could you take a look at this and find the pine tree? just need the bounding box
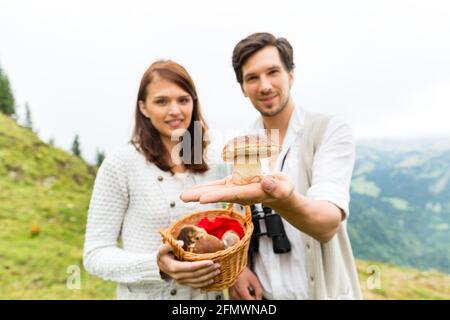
[0,66,16,116]
[95,148,106,166]
[71,134,82,157]
[24,102,33,130]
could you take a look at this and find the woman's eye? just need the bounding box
[155,99,167,105]
[179,97,190,104]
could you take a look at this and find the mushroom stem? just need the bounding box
[231,159,263,185]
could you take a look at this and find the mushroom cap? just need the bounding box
[177,225,208,251]
[222,134,282,162]
[192,234,225,253]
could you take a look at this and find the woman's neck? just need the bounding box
[161,136,186,173]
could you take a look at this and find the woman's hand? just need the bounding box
[157,243,221,289]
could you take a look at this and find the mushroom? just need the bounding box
[177,225,224,253]
[222,134,282,185]
[177,225,207,251]
[221,230,240,249]
[192,235,225,253]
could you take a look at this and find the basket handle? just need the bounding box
[159,227,183,259]
[226,202,252,225]
[244,205,252,224]
[225,202,234,211]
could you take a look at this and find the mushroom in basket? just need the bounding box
[177,225,225,253]
[221,230,240,248]
[176,216,244,253]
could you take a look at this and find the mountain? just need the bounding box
[348,139,450,273]
[0,113,448,299]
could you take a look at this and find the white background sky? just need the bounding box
[1,0,450,163]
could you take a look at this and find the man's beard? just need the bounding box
[257,94,290,117]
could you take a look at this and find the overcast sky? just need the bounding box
[1,0,450,163]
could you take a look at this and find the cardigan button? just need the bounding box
[310,276,315,283]
[215,294,222,300]
[306,243,311,250]
[170,201,176,208]
[170,289,177,295]
[157,176,163,182]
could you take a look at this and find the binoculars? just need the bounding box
[250,204,291,254]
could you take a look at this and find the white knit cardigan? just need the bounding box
[83,143,224,300]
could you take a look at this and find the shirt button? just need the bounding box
[170,289,177,295]
[170,201,176,208]
[215,294,222,300]
[157,176,163,182]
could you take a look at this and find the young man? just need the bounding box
[181,32,362,300]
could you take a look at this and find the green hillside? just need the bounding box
[357,259,449,299]
[0,113,114,299]
[349,141,450,273]
[0,113,449,299]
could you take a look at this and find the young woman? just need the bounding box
[83,60,223,300]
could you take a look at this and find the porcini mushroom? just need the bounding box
[222,134,282,185]
[177,225,225,253]
[221,230,240,249]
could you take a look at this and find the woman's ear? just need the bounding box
[138,100,149,118]
[240,84,248,97]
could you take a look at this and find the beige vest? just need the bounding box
[300,112,362,299]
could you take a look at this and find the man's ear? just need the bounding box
[288,70,294,88]
[138,100,149,118]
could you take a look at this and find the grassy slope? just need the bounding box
[0,114,449,300]
[357,259,450,300]
[0,114,114,299]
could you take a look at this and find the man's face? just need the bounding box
[241,46,294,117]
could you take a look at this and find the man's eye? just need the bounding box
[269,70,279,75]
[246,76,257,82]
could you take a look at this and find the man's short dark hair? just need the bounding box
[232,32,295,85]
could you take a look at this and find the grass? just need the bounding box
[0,114,115,299]
[357,259,450,300]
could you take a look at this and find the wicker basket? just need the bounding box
[159,203,253,291]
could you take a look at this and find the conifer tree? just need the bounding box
[0,66,16,116]
[71,134,82,157]
[95,148,106,166]
[24,102,33,130]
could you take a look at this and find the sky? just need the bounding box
[1,0,450,163]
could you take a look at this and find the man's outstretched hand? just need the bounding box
[180,173,295,208]
[182,172,344,244]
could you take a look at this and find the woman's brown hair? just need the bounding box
[131,60,209,173]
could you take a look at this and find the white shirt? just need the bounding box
[249,105,355,300]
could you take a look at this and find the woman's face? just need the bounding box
[139,76,194,141]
